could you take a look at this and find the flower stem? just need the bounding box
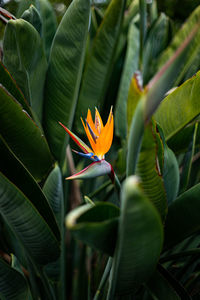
[113,173,121,207]
[93,257,113,300]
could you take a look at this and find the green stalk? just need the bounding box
[114,173,121,195]
[38,267,56,300]
[27,256,56,300]
[88,180,111,198]
[94,257,113,300]
[26,261,41,300]
[113,173,121,207]
[60,180,67,300]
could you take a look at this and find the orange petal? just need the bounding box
[95,107,104,134]
[81,117,97,154]
[86,109,99,136]
[95,108,114,157]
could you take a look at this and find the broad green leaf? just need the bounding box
[21,4,42,35]
[108,176,163,297]
[163,146,179,204]
[115,21,139,139]
[180,123,198,193]
[136,120,168,220]
[148,0,158,25]
[76,0,126,117]
[183,46,200,82]
[127,72,144,132]
[35,0,57,59]
[0,85,53,181]
[164,183,200,251]
[144,18,200,121]
[126,97,145,176]
[0,137,60,242]
[43,164,64,226]
[89,7,99,41]
[123,0,139,29]
[167,123,199,154]
[154,70,200,140]
[157,5,200,86]
[0,258,29,300]
[44,0,91,161]
[143,13,170,84]
[157,124,179,204]
[3,19,47,123]
[43,165,64,282]
[17,0,34,17]
[17,0,57,59]
[66,202,119,256]
[0,62,31,116]
[2,219,28,269]
[0,172,60,265]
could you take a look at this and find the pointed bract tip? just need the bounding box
[65,160,113,181]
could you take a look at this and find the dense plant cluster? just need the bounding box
[0,0,200,299]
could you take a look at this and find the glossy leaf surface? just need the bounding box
[17,0,57,59]
[43,164,64,226]
[162,144,179,204]
[44,0,90,161]
[180,123,198,193]
[21,4,42,35]
[127,72,144,132]
[0,172,60,265]
[127,98,145,176]
[0,85,53,181]
[115,21,139,138]
[0,62,31,116]
[136,121,168,220]
[156,124,180,204]
[76,0,126,116]
[157,5,200,86]
[0,258,29,300]
[3,18,47,122]
[143,13,170,83]
[35,0,57,59]
[154,70,200,140]
[0,137,60,241]
[145,17,200,121]
[108,176,163,297]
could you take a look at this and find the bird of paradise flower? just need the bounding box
[59,107,115,182]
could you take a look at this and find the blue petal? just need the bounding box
[72,150,100,161]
